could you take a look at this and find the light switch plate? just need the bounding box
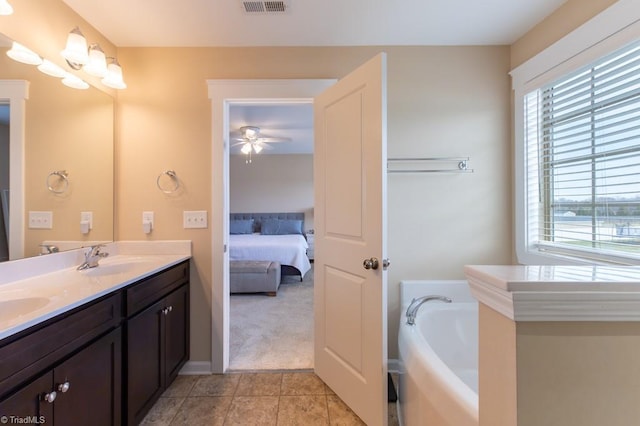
[183,211,207,229]
[142,211,154,227]
[29,211,53,229]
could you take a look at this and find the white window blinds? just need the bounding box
[524,40,640,261]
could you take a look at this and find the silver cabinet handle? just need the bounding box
[42,391,57,403]
[162,306,173,315]
[58,381,70,393]
[363,258,379,270]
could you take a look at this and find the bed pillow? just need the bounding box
[261,218,303,235]
[230,219,254,234]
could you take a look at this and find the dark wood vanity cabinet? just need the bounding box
[0,259,190,426]
[0,294,122,425]
[125,261,190,425]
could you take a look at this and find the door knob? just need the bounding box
[58,381,70,393]
[363,257,379,270]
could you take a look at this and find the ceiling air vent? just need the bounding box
[242,1,288,13]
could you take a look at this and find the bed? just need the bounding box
[229,213,311,279]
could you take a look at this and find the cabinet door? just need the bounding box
[54,328,122,426]
[164,284,189,384]
[127,298,164,426]
[0,373,53,424]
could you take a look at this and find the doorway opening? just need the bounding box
[207,79,336,374]
[227,101,315,370]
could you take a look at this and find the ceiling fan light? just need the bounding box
[241,143,252,154]
[61,27,89,66]
[83,44,108,77]
[253,144,263,154]
[242,126,259,139]
[0,0,13,15]
[6,42,42,65]
[37,59,67,78]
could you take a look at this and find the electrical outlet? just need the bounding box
[29,211,53,229]
[80,211,93,229]
[183,210,207,229]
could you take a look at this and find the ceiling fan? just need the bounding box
[230,126,291,161]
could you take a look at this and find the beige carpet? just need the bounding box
[229,268,314,370]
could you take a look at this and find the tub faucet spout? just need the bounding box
[406,295,452,325]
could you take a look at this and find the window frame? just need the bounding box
[512,0,640,265]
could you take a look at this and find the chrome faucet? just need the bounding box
[77,244,109,270]
[405,295,452,325]
[39,244,59,255]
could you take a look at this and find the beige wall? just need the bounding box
[116,45,512,362]
[229,154,314,230]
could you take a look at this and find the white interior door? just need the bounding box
[313,53,388,426]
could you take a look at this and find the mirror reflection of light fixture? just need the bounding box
[0,0,13,15]
[62,73,89,90]
[37,60,67,78]
[6,42,42,65]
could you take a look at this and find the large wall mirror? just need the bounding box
[0,33,114,262]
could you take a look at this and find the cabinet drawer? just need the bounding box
[0,293,122,399]
[126,261,189,317]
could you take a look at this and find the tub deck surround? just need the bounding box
[0,241,191,340]
[465,264,640,321]
[466,265,640,426]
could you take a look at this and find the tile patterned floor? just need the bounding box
[141,372,400,425]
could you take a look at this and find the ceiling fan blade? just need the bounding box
[257,137,292,143]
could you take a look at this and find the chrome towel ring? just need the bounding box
[46,170,69,194]
[157,170,180,194]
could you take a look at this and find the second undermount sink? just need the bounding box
[0,297,50,322]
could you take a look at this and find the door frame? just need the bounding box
[207,79,335,373]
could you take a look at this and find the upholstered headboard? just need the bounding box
[230,212,304,234]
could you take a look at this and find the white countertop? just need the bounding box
[0,241,191,341]
[464,264,640,321]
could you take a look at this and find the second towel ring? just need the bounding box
[47,170,69,194]
[157,170,180,194]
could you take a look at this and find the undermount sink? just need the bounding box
[79,256,161,276]
[0,297,50,321]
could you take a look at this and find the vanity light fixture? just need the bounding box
[82,44,108,77]
[0,0,13,15]
[61,27,89,67]
[6,42,42,65]
[101,58,127,89]
[61,27,126,89]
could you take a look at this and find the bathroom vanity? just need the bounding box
[0,242,191,426]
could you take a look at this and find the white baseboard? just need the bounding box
[180,359,401,376]
[179,361,212,375]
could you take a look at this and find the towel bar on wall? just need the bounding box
[387,157,473,174]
